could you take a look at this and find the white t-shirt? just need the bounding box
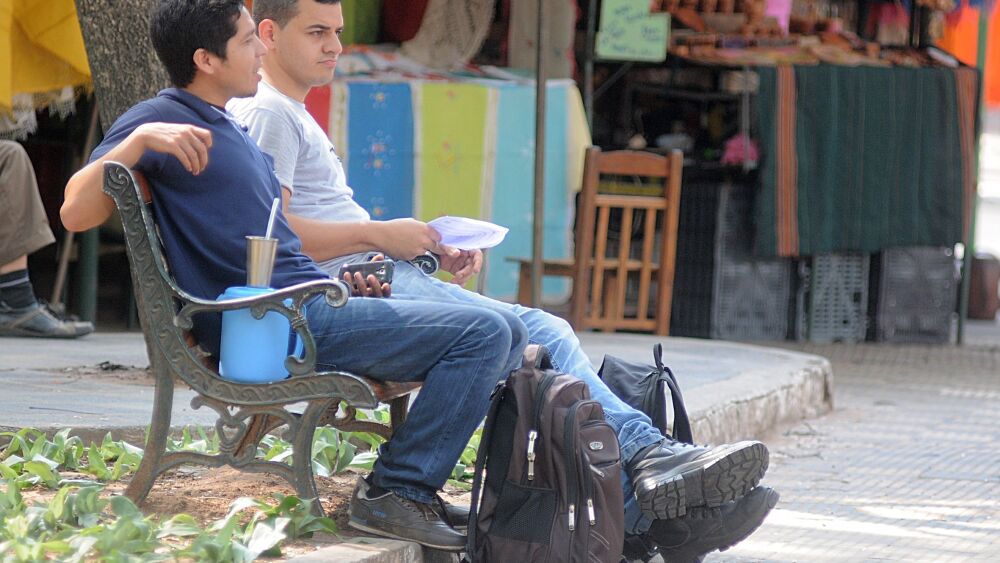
[228,81,369,273]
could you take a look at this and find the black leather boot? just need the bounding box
[649,485,779,562]
[627,439,769,519]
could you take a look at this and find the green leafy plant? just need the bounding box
[448,426,482,490]
[165,425,221,454]
[0,417,487,562]
[0,478,336,563]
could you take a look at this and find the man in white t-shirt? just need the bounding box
[229,1,775,559]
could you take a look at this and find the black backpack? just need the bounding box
[467,347,625,562]
[598,343,694,562]
[597,343,692,443]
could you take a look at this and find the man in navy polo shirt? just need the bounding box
[61,0,526,551]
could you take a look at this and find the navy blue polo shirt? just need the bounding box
[90,88,327,355]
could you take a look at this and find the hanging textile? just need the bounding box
[755,64,977,257]
[381,0,430,43]
[400,0,496,68]
[507,0,578,78]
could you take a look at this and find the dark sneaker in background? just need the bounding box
[627,439,769,519]
[0,302,94,338]
[347,476,467,551]
[436,495,469,531]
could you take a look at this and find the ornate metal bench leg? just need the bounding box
[124,364,174,505]
[293,397,337,516]
[389,395,409,435]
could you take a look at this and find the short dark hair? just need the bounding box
[149,0,246,87]
[253,0,341,27]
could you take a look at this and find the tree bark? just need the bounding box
[74,0,170,130]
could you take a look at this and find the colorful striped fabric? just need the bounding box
[775,65,799,258]
[954,67,980,240]
[485,82,575,300]
[415,82,492,224]
[305,79,589,300]
[346,82,415,220]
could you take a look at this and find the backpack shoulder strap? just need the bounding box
[466,381,505,557]
[653,344,693,444]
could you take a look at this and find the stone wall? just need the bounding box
[75,0,170,130]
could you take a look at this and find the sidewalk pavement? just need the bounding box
[720,327,1000,562]
[0,330,832,561]
[0,331,832,446]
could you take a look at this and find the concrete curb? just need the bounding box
[688,354,834,444]
[287,538,422,562]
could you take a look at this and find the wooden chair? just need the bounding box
[513,147,683,335]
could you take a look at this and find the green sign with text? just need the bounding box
[596,0,670,62]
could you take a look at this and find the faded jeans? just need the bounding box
[306,292,528,504]
[385,261,664,534]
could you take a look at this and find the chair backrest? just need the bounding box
[570,147,683,335]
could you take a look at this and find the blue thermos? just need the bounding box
[218,235,299,384]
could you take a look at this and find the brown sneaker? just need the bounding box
[347,476,466,551]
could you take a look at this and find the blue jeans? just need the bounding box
[305,293,528,504]
[389,261,663,534]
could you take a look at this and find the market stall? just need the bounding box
[584,0,988,342]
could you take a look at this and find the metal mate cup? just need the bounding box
[246,236,278,288]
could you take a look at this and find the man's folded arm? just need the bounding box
[62,119,212,232]
[62,132,152,232]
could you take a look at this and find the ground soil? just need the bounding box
[20,467,473,560]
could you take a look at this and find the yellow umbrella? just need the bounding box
[0,0,91,116]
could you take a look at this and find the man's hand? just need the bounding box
[439,245,483,286]
[134,123,213,175]
[375,219,443,260]
[341,254,391,298]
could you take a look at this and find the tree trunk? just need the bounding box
[74,0,170,130]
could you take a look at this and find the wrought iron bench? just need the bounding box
[102,162,419,515]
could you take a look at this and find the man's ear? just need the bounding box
[192,48,218,76]
[258,19,278,49]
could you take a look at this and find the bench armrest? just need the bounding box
[176,278,350,377]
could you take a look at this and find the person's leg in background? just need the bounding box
[0,141,93,338]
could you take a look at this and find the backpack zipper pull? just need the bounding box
[568,504,576,531]
[526,430,537,480]
[587,498,596,525]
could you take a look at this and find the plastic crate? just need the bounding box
[798,253,870,343]
[710,183,792,340]
[669,172,722,338]
[871,246,957,343]
[669,174,792,340]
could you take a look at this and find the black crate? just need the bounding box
[669,173,792,340]
[669,171,722,338]
[797,253,869,343]
[710,182,792,340]
[871,246,957,343]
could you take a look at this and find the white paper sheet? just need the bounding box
[428,216,509,250]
